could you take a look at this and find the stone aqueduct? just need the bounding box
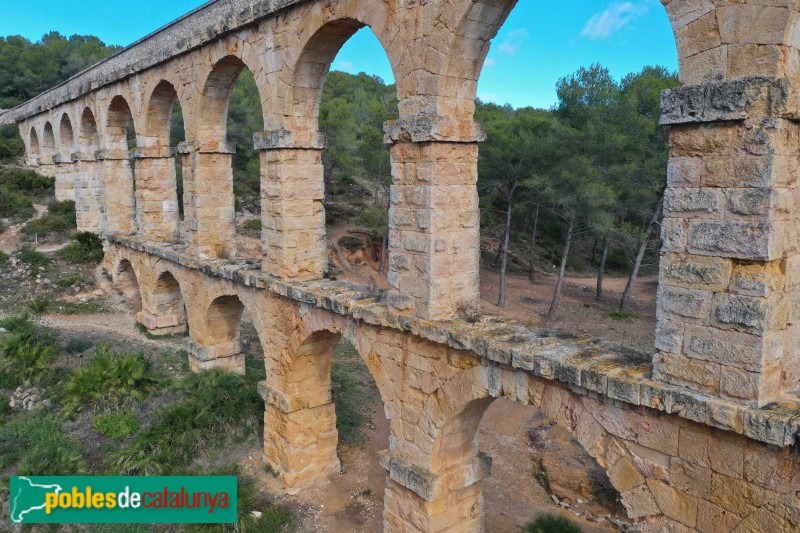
[3,0,800,530]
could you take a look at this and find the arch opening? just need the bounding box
[141,270,187,336]
[263,326,389,514]
[115,259,142,312]
[283,22,398,283]
[59,113,75,156]
[29,127,40,158]
[80,107,100,153]
[42,122,55,157]
[106,95,136,150]
[102,96,138,236]
[187,294,249,374]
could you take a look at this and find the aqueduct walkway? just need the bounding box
[3,0,800,530]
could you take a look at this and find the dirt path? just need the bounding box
[0,204,48,253]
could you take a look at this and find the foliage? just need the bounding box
[0,124,24,159]
[111,369,261,475]
[608,310,638,320]
[0,183,34,219]
[0,32,120,109]
[0,167,54,196]
[331,340,373,446]
[186,467,292,533]
[524,513,582,533]
[15,245,51,266]
[0,315,57,387]
[27,295,53,314]
[0,250,7,264]
[0,411,87,475]
[61,346,156,416]
[243,218,262,232]
[93,411,140,440]
[23,199,76,236]
[60,231,104,263]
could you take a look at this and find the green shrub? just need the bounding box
[0,412,87,475]
[0,167,54,195]
[94,411,140,440]
[60,231,104,263]
[524,513,582,533]
[0,394,12,420]
[0,184,34,219]
[112,370,261,475]
[0,316,57,387]
[186,468,292,533]
[55,271,86,288]
[65,337,94,355]
[16,246,51,267]
[0,125,24,159]
[27,295,53,314]
[0,250,8,264]
[23,200,77,237]
[331,340,372,446]
[62,346,156,416]
[243,218,262,231]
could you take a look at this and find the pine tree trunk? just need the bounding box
[596,233,610,301]
[548,215,575,317]
[379,232,388,273]
[620,190,665,312]
[528,203,540,283]
[498,196,515,307]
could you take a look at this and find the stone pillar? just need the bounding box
[384,116,483,320]
[73,153,103,234]
[255,129,326,280]
[381,451,491,532]
[133,145,179,243]
[184,337,245,374]
[258,381,340,492]
[178,140,236,259]
[97,149,136,236]
[655,78,800,407]
[53,154,77,202]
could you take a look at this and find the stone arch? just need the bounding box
[28,127,40,157]
[285,18,398,132]
[114,258,142,312]
[105,95,136,149]
[140,267,187,336]
[198,55,264,144]
[204,294,244,344]
[80,107,100,153]
[144,80,183,146]
[416,364,671,530]
[59,113,75,155]
[262,308,393,492]
[185,293,248,374]
[42,121,55,156]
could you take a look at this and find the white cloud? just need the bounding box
[478,92,501,103]
[484,58,496,67]
[335,59,355,71]
[497,29,529,55]
[581,2,649,40]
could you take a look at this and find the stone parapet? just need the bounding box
[107,236,800,448]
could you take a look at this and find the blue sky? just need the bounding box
[1,0,678,109]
